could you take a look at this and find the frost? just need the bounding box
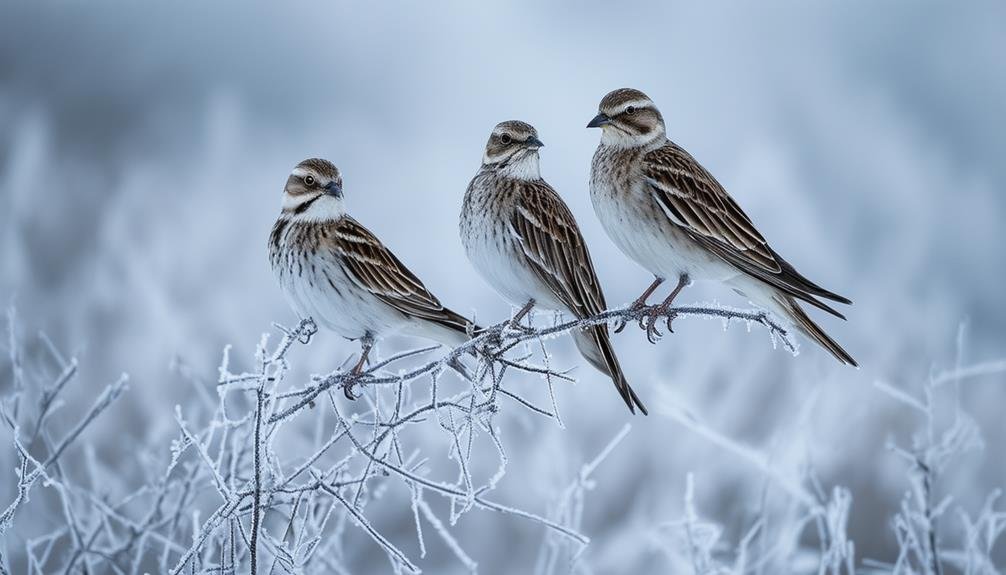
[3,306,1004,573]
[649,326,1006,575]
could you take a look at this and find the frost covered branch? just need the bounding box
[654,392,854,574]
[261,301,797,425]
[6,301,1001,574]
[869,328,998,575]
[650,324,1006,575]
[12,298,751,572]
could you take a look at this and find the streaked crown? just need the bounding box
[589,88,665,147]
[280,158,346,219]
[482,120,545,167]
[286,158,342,197]
[598,88,653,114]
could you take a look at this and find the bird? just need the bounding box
[587,88,857,366]
[269,158,479,398]
[460,121,648,414]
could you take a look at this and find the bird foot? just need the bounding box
[614,301,648,334]
[342,356,369,400]
[639,305,677,344]
[342,374,362,400]
[642,313,662,343]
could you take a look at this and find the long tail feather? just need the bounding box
[572,325,649,415]
[769,247,853,306]
[777,295,858,367]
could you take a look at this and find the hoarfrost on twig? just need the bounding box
[9,300,783,572]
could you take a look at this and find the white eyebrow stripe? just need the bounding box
[607,99,647,114]
[619,99,652,112]
[291,167,310,178]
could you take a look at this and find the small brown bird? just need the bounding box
[460,121,648,414]
[588,88,856,366]
[269,158,478,397]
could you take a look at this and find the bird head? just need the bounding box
[587,88,665,148]
[282,158,345,219]
[481,120,545,180]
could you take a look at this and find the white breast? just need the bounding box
[590,152,736,283]
[272,224,406,341]
[460,182,567,312]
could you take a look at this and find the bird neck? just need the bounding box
[493,151,541,181]
[600,126,666,151]
[281,193,347,222]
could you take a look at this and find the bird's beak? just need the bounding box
[526,136,545,149]
[325,181,343,198]
[587,113,611,128]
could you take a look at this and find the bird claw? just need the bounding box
[631,305,676,344]
[665,312,678,334]
[614,301,648,334]
[643,314,663,344]
[636,315,649,332]
[342,359,368,400]
[614,309,639,334]
[342,376,360,400]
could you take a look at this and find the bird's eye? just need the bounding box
[500,134,512,145]
[625,106,637,115]
[304,175,316,186]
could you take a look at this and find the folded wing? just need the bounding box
[331,217,474,335]
[508,182,647,414]
[642,142,851,317]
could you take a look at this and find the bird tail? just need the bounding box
[571,324,648,415]
[768,246,853,306]
[774,294,858,367]
[400,309,483,381]
[402,308,482,359]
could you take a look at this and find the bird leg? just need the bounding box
[508,299,535,332]
[614,277,665,333]
[482,299,536,360]
[344,334,375,400]
[641,274,690,344]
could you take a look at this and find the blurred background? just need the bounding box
[2,1,1004,572]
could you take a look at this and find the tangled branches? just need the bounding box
[0,302,793,573]
[265,302,796,426]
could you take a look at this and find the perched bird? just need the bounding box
[460,121,648,414]
[270,158,478,397]
[588,88,856,366]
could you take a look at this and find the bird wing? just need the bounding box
[508,181,647,414]
[642,141,781,272]
[642,142,850,314]
[507,180,607,319]
[331,217,472,331]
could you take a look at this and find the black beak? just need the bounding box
[587,113,611,128]
[325,180,343,198]
[526,136,545,149]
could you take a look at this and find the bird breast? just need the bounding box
[460,176,564,310]
[590,147,733,282]
[269,218,405,340]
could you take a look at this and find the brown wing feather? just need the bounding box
[332,217,473,333]
[643,142,852,312]
[509,182,606,319]
[508,182,648,415]
[643,142,779,272]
